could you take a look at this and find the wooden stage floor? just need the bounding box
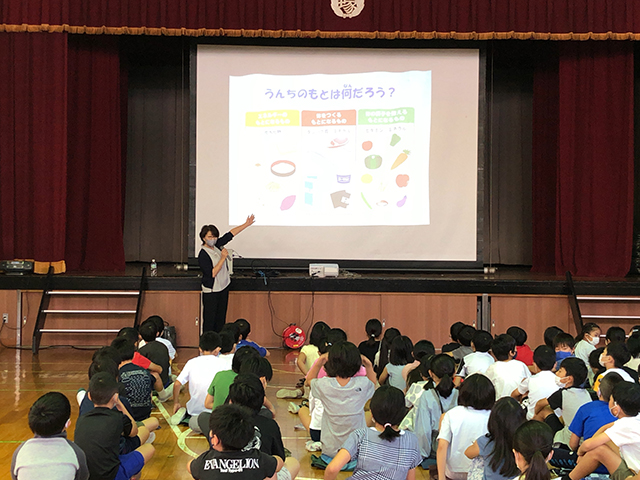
[0,346,431,480]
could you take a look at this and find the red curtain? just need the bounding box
[3,0,640,39]
[65,36,125,271]
[0,32,126,271]
[532,42,634,277]
[0,32,68,263]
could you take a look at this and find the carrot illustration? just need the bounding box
[391,150,410,170]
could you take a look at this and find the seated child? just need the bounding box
[375,328,400,377]
[402,339,436,384]
[592,341,636,392]
[188,404,282,480]
[234,318,269,357]
[172,331,224,431]
[553,332,576,366]
[512,421,554,480]
[199,374,300,480]
[544,326,565,348]
[358,318,382,365]
[605,326,627,345]
[75,373,154,480]
[574,323,601,377]
[138,321,172,397]
[442,322,466,354]
[451,325,476,362]
[484,334,531,399]
[548,372,622,473]
[513,345,559,420]
[142,315,176,362]
[565,382,640,480]
[238,355,277,419]
[465,397,526,480]
[625,333,640,371]
[12,392,88,480]
[532,357,590,444]
[117,327,163,377]
[378,335,414,390]
[204,346,260,410]
[309,341,376,465]
[507,326,534,366]
[455,330,494,386]
[325,385,421,480]
[112,337,155,422]
[413,354,459,464]
[437,374,495,480]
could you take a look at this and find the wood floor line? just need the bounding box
[152,396,200,459]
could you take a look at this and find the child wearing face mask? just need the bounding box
[573,323,601,384]
[563,382,640,480]
[592,342,636,393]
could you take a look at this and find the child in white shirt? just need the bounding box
[455,330,495,386]
[484,334,531,400]
[513,345,559,420]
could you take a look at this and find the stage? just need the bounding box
[1,265,639,351]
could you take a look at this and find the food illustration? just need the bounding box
[390,134,401,146]
[391,150,410,170]
[361,174,373,184]
[328,137,349,148]
[361,192,372,209]
[397,196,407,207]
[396,175,409,187]
[280,195,296,210]
[362,141,373,151]
[330,190,351,208]
[364,154,382,169]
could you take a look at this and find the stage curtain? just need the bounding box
[65,35,126,271]
[0,32,68,264]
[532,42,634,277]
[3,0,640,40]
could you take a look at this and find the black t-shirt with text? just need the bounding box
[119,362,153,421]
[74,406,132,480]
[190,448,277,480]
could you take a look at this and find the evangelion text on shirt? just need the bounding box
[203,458,260,472]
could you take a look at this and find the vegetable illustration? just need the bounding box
[361,192,372,209]
[280,195,296,210]
[365,154,382,169]
[397,195,407,207]
[390,134,401,146]
[391,150,410,170]
[362,141,373,151]
[396,174,409,187]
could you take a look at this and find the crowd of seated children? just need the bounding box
[484,333,531,399]
[378,335,414,390]
[465,397,525,480]
[12,392,89,480]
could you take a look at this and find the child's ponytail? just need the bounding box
[513,421,553,480]
[369,385,406,442]
[524,451,550,480]
[429,354,456,398]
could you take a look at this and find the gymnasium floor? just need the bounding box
[0,346,431,480]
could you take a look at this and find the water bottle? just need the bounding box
[150,259,158,277]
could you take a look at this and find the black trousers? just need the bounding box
[202,286,229,333]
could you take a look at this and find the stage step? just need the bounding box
[577,296,640,302]
[583,315,640,320]
[32,267,147,354]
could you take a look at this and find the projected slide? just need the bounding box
[229,71,431,226]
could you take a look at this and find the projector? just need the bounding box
[309,263,339,278]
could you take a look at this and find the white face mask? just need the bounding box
[588,335,600,346]
[205,239,217,248]
[598,353,606,366]
[554,375,566,388]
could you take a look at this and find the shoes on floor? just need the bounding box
[170,407,187,426]
[145,432,156,444]
[305,440,322,452]
[293,423,306,431]
[158,383,173,402]
[288,402,301,414]
[76,389,86,406]
[276,388,303,399]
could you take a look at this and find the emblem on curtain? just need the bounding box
[331,0,365,18]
